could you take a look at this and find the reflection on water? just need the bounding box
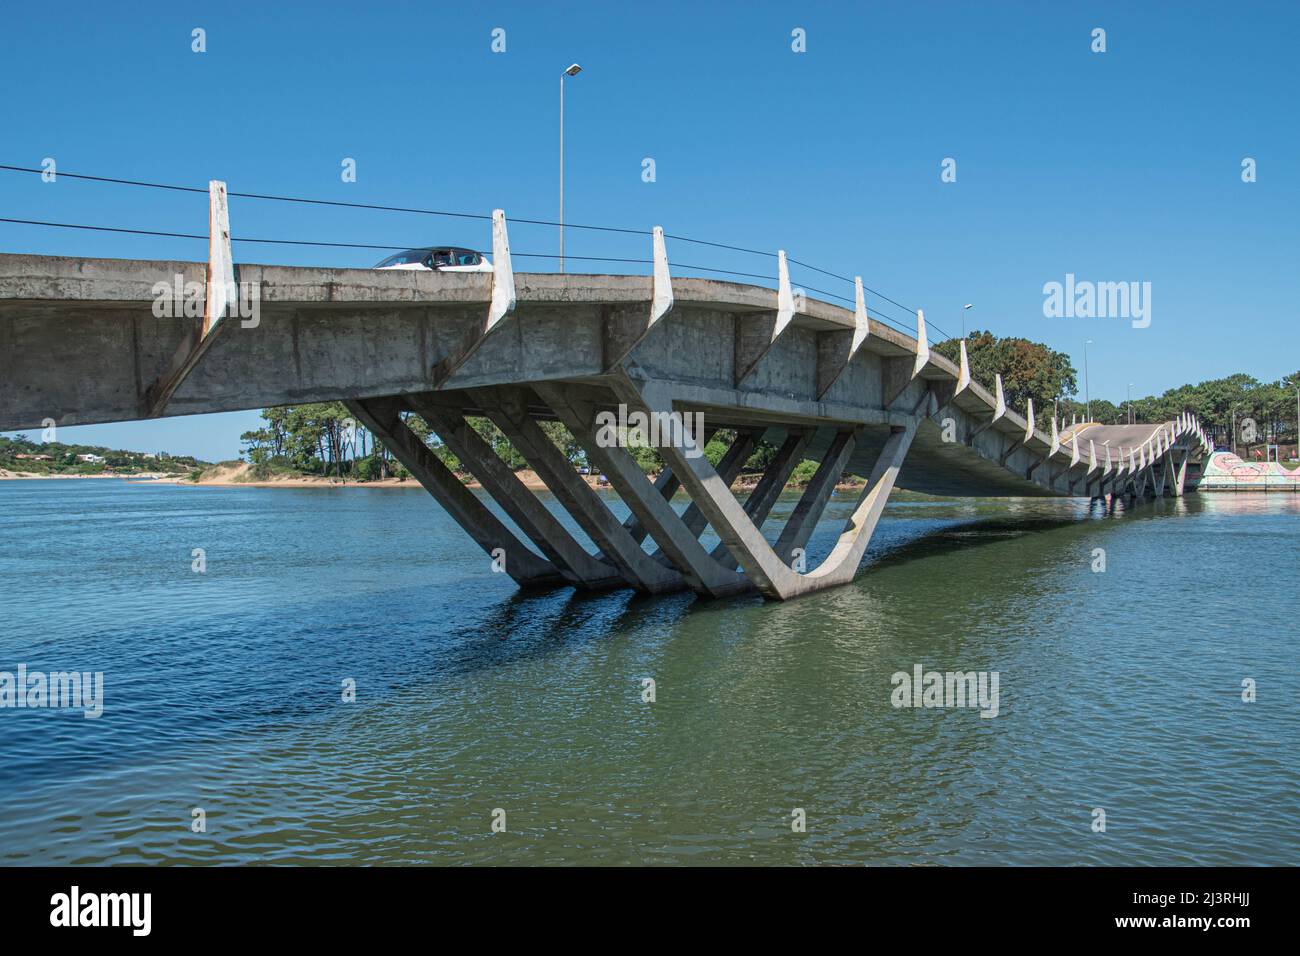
[0,480,1295,865]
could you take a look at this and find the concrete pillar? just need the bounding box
[473,387,686,594]
[1174,449,1191,497]
[533,381,751,598]
[712,431,810,570]
[344,396,563,589]
[409,396,623,590]
[650,429,758,565]
[772,430,856,567]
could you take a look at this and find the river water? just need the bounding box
[0,479,1295,865]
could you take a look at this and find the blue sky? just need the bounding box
[2,1,1296,460]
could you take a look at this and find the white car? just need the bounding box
[373,246,492,273]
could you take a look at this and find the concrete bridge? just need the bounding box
[0,201,1212,600]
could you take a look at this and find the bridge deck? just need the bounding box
[0,252,1210,599]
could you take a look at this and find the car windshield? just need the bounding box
[374,249,429,268]
[373,248,483,268]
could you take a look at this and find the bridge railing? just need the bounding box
[0,161,940,341]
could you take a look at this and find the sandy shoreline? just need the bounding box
[1,470,179,481]
[2,462,864,493]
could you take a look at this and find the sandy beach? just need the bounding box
[2,462,864,493]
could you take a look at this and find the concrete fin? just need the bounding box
[734,250,798,386]
[1024,398,1035,443]
[993,374,1006,421]
[774,249,796,339]
[956,338,971,394]
[651,226,673,326]
[143,181,236,418]
[204,180,235,338]
[850,276,870,356]
[487,209,515,333]
[912,309,930,378]
[1049,416,1060,456]
[1088,439,1097,473]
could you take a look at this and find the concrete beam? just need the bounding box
[772,430,856,567]
[630,375,917,600]
[534,381,751,598]
[344,396,563,588]
[650,429,758,565]
[409,396,623,590]
[711,431,811,570]
[473,387,686,594]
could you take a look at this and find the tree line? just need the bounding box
[934,331,1298,452]
[238,337,1298,481]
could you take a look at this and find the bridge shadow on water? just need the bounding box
[856,514,1084,574]
[428,507,1119,680]
[349,493,1213,697]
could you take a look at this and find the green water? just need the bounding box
[0,480,1295,864]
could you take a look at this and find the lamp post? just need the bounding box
[1084,339,1092,422]
[961,303,972,339]
[558,63,582,274]
[1127,383,1134,425]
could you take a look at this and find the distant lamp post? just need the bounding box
[558,62,583,274]
[1127,382,1134,425]
[961,303,973,338]
[1084,338,1093,422]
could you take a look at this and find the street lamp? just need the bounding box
[558,62,583,274]
[961,303,973,339]
[1127,383,1134,425]
[1083,339,1092,422]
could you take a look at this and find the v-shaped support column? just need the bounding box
[616,372,917,600]
[772,429,855,567]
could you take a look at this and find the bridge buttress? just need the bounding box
[1174,449,1191,497]
[733,250,795,387]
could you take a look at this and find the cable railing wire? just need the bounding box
[0,161,950,338]
[0,164,641,235]
[0,215,929,337]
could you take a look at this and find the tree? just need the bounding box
[933,331,1078,412]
